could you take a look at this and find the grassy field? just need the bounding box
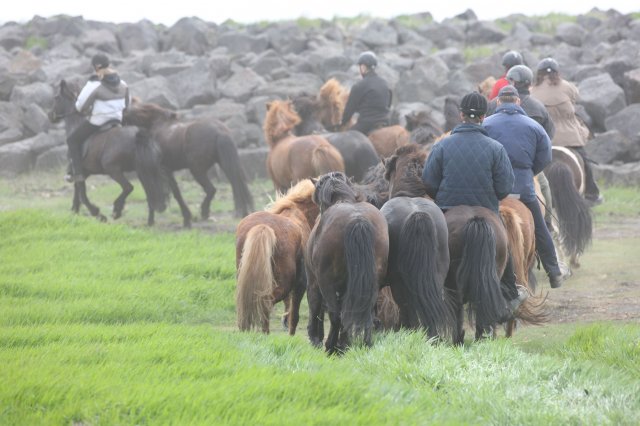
[1,173,639,424]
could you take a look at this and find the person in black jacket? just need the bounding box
[341,51,391,135]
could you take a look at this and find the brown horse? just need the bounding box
[235,179,319,334]
[306,172,389,354]
[368,125,411,159]
[478,76,497,99]
[381,144,454,338]
[405,110,444,148]
[124,102,253,227]
[263,99,345,193]
[544,146,593,270]
[499,197,547,337]
[49,80,168,225]
[291,94,381,183]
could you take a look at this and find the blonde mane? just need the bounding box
[318,78,348,129]
[263,100,301,147]
[268,179,315,214]
[477,76,496,98]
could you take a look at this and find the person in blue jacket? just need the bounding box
[483,85,564,288]
[423,91,526,313]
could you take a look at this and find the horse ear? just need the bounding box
[310,177,317,185]
[384,155,398,181]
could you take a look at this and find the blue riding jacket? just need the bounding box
[422,123,514,214]
[483,103,552,202]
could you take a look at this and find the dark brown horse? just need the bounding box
[235,179,319,334]
[291,94,381,183]
[544,146,593,270]
[49,80,168,225]
[306,172,389,354]
[263,100,345,193]
[124,102,254,227]
[381,144,454,338]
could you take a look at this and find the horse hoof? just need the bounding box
[113,212,122,220]
[98,214,107,223]
[281,315,289,330]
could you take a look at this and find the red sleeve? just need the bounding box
[489,77,508,100]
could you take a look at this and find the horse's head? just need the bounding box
[405,110,443,147]
[318,78,348,130]
[263,99,301,147]
[384,144,428,198]
[312,171,358,211]
[124,102,177,129]
[48,80,78,123]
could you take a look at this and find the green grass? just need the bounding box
[1,205,640,424]
[463,45,495,63]
[1,175,640,423]
[530,12,577,34]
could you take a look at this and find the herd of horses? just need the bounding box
[49,76,595,353]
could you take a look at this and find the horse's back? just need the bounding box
[368,125,410,158]
[445,205,505,257]
[325,131,380,182]
[85,125,139,171]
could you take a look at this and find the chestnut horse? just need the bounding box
[263,100,344,193]
[316,78,410,159]
[49,80,168,225]
[306,172,389,354]
[544,146,593,270]
[124,102,254,227]
[236,179,319,334]
[381,144,454,338]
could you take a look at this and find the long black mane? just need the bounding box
[313,171,358,212]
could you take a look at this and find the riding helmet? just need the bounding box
[537,57,559,73]
[460,91,488,118]
[357,51,378,68]
[506,64,534,87]
[91,53,110,70]
[501,50,523,68]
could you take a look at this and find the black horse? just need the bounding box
[49,80,168,225]
[124,102,254,227]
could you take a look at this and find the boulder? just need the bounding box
[465,21,507,44]
[128,76,179,110]
[265,24,307,55]
[555,22,587,46]
[0,23,26,51]
[219,68,266,102]
[34,144,67,172]
[0,102,25,145]
[605,104,640,141]
[250,50,287,78]
[163,17,217,55]
[0,140,31,177]
[578,73,626,132]
[593,162,640,187]
[356,21,399,47]
[622,68,640,104]
[23,104,51,135]
[115,20,161,55]
[394,56,449,102]
[167,59,217,108]
[418,23,465,49]
[238,147,269,180]
[9,81,55,110]
[81,29,120,54]
[585,130,632,165]
[255,73,323,99]
[217,32,269,55]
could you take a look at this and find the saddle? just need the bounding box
[81,120,122,158]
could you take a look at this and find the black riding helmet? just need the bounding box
[506,64,534,88]
[91,53,110,70]
[460,91,487,118]
[502,50,523,69]
[537,57,559,73]
[357,51,378,68]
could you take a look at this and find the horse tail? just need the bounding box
[499,206,526,285]
[236,224,277,331]
[134,129,169,213]
[216,131,254,218]
[342,218,378,341]
[456,216,510,328]
[398,211,454,337]
[311,143,344,176]
[545,161,592,257]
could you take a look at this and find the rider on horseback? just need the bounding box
[489,50,524,100]
[422,92,527,315]
[65,53,130,182]
[483,85,565,288]
[340,51,392,135]
[531,57,603,205]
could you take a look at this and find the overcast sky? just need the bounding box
[3,0,638,26]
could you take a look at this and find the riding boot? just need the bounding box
[573,147,603,203]
[66,120,97,182]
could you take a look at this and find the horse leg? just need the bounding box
[76,181,107,222]
[190,168,217,221]
[306,278,325,348]
[71,184,80,213]
[288,266,307,335]
[325,311,342,355]
[108,171,134,220]
[167,172,192,228]
[281,297,291,330]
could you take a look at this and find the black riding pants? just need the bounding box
[572,146,600,197]
[522,197,562,277]
[67,120,98,174]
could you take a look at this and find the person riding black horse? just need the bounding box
[422,91,527,317]
[340,51,392,135]
[65,53,130,182]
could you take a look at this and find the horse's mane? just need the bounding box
[268,179,315,214]
[313,171,358,211]
[318,78,347,128]
[126,102,177,127]
[478,76,496,98]
[291,94,319,121]
[355,163,389,208]
[385,144,429,198]
[263,100,301,147]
